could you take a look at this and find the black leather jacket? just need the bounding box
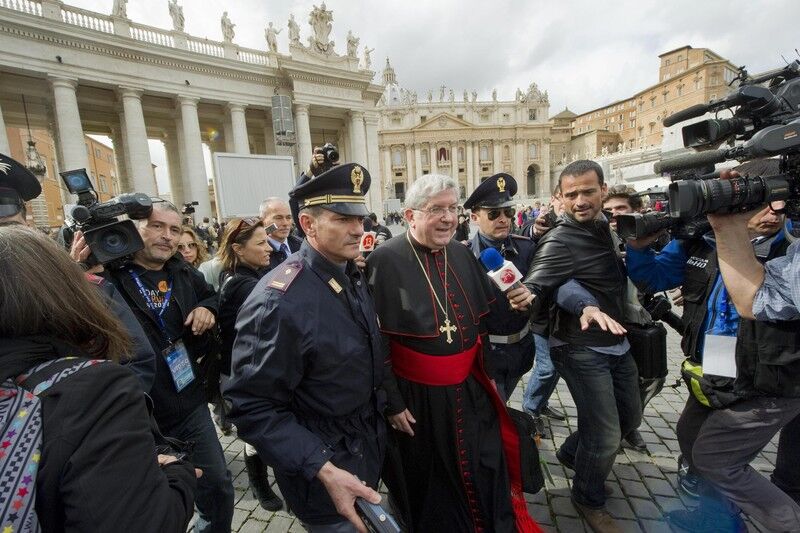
[523,214,627,346]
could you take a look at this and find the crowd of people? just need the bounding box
[1,144,799,533]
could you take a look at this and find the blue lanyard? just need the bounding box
[129,269,173,337]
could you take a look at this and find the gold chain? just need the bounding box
[406,231,449,320]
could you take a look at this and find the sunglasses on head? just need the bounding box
[486,207,516,221]
[229,217,260,242]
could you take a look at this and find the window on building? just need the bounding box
[527,164,537,196]
[665,59,671,66]
[695,77,702,90]
[421,150,429,165]
[94,147,101,158]
[677,85,683,96]
[480,113,489,122]
[678,55,683,62]
[663,92,669,103]
[99,176,108,193]
[458,147,464,162]
[528,108,536,121]
[630,119,636,128]
[650,98,656,108]
[502,113,510,122]
[503,145,510,160]
[420,115,427,123]
[638,101,643,112]
[457,114,464,120]
[107,154,113,163]
[480,145,489,161]
[528,143,537,159]
[649,123,655,134]
[711,75,719,86]
[392,148,403,166]
[437,147,449,162]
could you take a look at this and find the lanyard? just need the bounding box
[129,269,173,337]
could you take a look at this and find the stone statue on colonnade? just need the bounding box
[168,0,184,32]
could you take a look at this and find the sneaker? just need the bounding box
[622,429,648,452]
[666,508,747,533]
[676,455,700,501]
[572,499,622,533]
[533,416,548,439]
[542,405,567,421]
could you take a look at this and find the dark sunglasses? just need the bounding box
[486,207,516,221]
[229,217,261,242]
[177,242,198,251]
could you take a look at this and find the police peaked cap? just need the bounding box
[290,162,371,218]
[0,153,41,217]
[463,172,517,210]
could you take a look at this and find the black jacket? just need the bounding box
[1,337,196,533]
[268,234,303,265]
[218,264,266,374]
[523,214,628,346]
[102,256,219,430]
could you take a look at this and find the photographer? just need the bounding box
[691,170,800,532]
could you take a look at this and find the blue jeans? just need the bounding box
[522,334,560,415]
[550,344,642,509]
[164,405,234,533]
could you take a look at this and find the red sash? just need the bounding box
[390,339,542,533]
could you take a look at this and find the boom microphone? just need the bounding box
[654,149,728,174]
[479,248,523,292]
[662,104,710,127]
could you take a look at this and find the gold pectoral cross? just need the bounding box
[440,318,457,344]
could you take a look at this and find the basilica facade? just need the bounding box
[376,60,569,202]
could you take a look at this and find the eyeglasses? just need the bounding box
[486,208,516,221]
[177,242,198,251]
[228,217,260,243]
[416,205,458,218]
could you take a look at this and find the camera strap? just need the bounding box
[129,269,174,340]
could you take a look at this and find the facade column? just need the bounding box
[465,140,474,193]
[227,103,250,154]
[429,143,438,174]
[294,104,312,166]
[174,116,190,203]
[515,140,527,197]
[363,112,382,213]
[450,141,459,183]
[163,132,185,206]
[119,87,157,196]
[49,76,88,172]
[541,139,551,198]
[413,143,422,182]
[493,141,502,173]
[473,142,481,183]
[405,145,414,188]
[223,119,235,153]
[0,100,9,154]
[177,96,211,219]
[382,147,393,197]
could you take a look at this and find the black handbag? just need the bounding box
[507,407,545,494]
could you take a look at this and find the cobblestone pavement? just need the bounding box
[191,326,782,532]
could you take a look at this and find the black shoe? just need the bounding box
[533,416,548,439]
[542,406,566,421]
[666,508,747,533]
[676,455,700,501]
[622,429,648,452]
[244,453,284,512]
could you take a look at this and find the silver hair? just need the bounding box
[136,199,180,227]
[258,196,287,219]
[404,174,458,210]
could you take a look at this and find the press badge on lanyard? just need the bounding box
[130,269,196,391]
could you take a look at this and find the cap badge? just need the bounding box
[351,166,364,194]
[0,162,10,175]
[497,176,506,193]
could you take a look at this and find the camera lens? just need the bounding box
[99,227,130,255]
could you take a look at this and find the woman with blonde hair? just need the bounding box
[177,226,209,268]
[0,225,197,532]
[215,217,283,511]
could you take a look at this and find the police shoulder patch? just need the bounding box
[268,263,303,292]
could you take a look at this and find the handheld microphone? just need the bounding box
[479,248,524,292]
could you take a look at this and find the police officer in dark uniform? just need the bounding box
[224,162,386,533]
[464,173,537,401]
[0,153,41,225]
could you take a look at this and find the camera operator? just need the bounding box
[688,169,800,532]
[99,200,234,533]
[627,174,791,531]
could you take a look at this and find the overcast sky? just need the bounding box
[74,0,800,193]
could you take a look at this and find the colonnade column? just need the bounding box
[405,145,414,189]
[294,104,312,165]
[119,87,157,196]
[49,76,88,171]
[473,142,481,184]
[382,147,392,198]
[0,100,9,154]
[228,103,250,154]
[363,112,382,214]
[177,96,211,219]
[429,144,438,174]
[413,143,422,183]
[450,142,459,187]
[163,132,185,206]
